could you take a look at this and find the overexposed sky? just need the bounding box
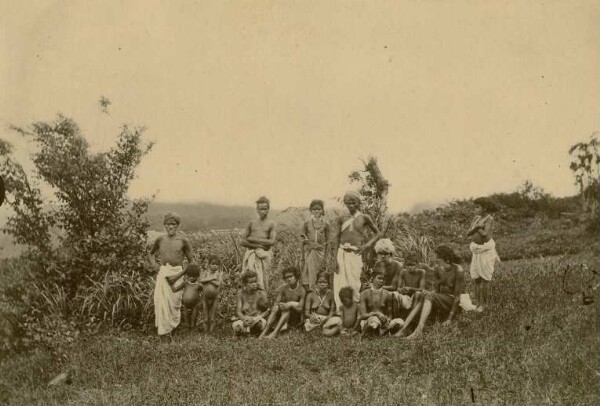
[1,1,598,212]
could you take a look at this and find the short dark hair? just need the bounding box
[241,270,258,284]
[403,251,420,266]
[473,197,500,213]
[435,244,462,265]
[309,199,324,211]
[186,264,200,277]
[339,286,354,301]
[371,267,385,280]
[207,255,221,265]
[256,196,270,208]
[282,266,300,279]
[315,270,329,284]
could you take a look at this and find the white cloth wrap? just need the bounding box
[154,264,184,335]
[242,248,273,291]
[469,239,500,281]
[334,247,363,309]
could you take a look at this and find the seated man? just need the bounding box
[232,271,270,337]
[322,287,362,336]
[372,239,403,317]
[359,268,401,336]
[397,245,466,339]
[393,255,427,319]
[304,271,335,333]
[259,266,306,339]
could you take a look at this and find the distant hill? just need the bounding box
[147,202,281,232]
[406,201,442,214]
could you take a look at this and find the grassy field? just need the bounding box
[1,253,598,405]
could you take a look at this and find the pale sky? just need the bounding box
[1,1,598,212]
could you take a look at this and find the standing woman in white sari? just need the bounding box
[300,200,331,292]
[467,198,500,311]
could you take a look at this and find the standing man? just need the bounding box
[149,212,195,338]
[241,196,277,292]
[333,191,380,309]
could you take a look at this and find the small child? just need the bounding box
[200,255,223,334]
[359,268,395,336]
[166,264,202,330]
[322,287,362,336]
[304,271,335,333]
[232,271,270,336]
[259,266,306,339]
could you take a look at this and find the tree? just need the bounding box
[347,157,435,267]
[569,134,599,213]
[0,115,154,302]
[348,156,390,232]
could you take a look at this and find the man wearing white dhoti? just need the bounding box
[149,212,195,337]
[333,191,380,310]
[241,196,277,292]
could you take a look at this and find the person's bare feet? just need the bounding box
[394,329,406,338]
[406,329,422,340]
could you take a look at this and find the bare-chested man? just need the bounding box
[394,258,427,314]
[149,212,195,337]
[359,269,393,336]
[397,245,466,339]
[467,198,500,311]
[371,239,404,317]
[333,190,380,309]
[241,196,277,292]
[232,271,270,336]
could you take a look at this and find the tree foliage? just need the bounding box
[569,134,599,214]
[0,115,154,304]
[348,157,435,267]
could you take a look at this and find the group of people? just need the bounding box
[150,192,500,340]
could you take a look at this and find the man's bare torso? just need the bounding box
[401,268,425,289]
[156,235,187,266]
[363,289,388,313]
[241,290,268,317]
[338,214,368,247]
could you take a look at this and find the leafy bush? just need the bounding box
[0,114,154,348]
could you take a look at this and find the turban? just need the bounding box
[163,212,181,225]
[343,190,361,203]
[374,238,395,255]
